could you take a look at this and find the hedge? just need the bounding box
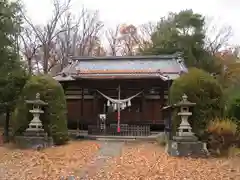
[169,68,224,137]
[11,75,68,145]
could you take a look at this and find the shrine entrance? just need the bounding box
[88,86,151,136]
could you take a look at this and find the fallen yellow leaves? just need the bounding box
[0,141,100,180]
[1,141,240,180]
[91,142,240,180]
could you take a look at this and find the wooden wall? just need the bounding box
[62,79,171,129]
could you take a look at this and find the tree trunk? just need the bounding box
[43,45,49,74]
[4,108,10,143]
[27,57,32,74]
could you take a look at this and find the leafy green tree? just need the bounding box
[0,0,27,142]
[141,10,221,74]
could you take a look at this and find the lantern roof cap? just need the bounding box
[25,93,48,106]
[175,94,196,107]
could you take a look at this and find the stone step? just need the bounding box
[92,135,137,139]
[97,138,136,142]
[76,134,159,142]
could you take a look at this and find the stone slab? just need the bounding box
[167,140,209,158]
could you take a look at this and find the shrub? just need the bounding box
[225,88,240,125]
[169,68,224,137]
[224,87,240,134]
[11,75,68,145]
[206,118,238,156]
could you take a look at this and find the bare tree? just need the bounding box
[105,25,121,56]
[19,27,41,74]
[118,24,140,56]
[139,22,156,40]
[205,17,233,54]
[138,22,157,50]
[74,9,104,56]
[112,23,156,56]
[20,0,72,74]
[55,8,104,65]
[53,12,75,72]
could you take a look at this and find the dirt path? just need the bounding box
[77,141,124,179]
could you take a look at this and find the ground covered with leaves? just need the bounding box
[0,141,100,180]
[91,142,240,180]
[0,141,240,180]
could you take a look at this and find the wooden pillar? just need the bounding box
[93,92,97,119]
[80,88,84,129]
[160,88,164,121]
[141,91,146,122]
[62,83,67,95]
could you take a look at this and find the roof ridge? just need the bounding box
[70,53,182,61]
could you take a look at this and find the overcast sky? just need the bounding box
[23,0,240,45]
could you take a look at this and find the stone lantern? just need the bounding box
[25,93,47,136]
[15,93,53,149]
[174,94,197,141]
[167,94,208,157]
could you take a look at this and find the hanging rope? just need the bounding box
[96,90,143,104]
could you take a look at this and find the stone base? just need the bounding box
[173,135,198,142]
[167,140,209,158]
[23,130,45,137]
[15,136,53,150]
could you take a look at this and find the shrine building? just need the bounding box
[53,52,188,135]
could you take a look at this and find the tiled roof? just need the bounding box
[53,53,187,81]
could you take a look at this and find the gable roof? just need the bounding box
[53,53,187,81]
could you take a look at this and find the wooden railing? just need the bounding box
[88,124,150,136]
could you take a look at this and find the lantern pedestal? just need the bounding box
[167,140,208,157]
[166,94,209,157]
